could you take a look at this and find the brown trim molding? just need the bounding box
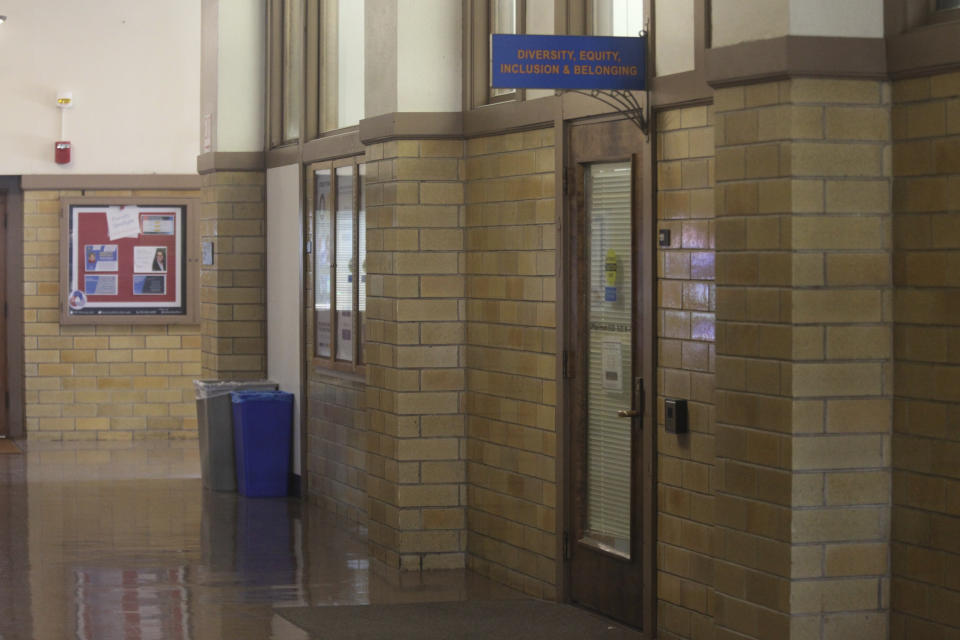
[559,92,624,122]
[197,151,265,174]
[302,130,365,163]
[464,96,559,138]
[706,36,888,88]
[887,19,960,78]
[265,145,300,169]
[359,112,464,144]
[652,71,712,108]
[0,178,24,440]
[650,0,712,108]
[21,174,202,191]
[358,95,647,144]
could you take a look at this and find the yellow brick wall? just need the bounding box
[23,189,201,441]
[891,72,960,639]
[303,182,369,526]
[364,139,468,571]
[714,78,893,640]
[306,374,367,527]
[463,128,558,598]
[655,106,717,640]
[199,172,267,380]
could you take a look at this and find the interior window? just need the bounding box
[311,160,366,372]
[490,0,521,100]
[590,0,644,37]
[315,0,365,134]
[282,0,303,142]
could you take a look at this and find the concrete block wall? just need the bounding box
[363,139,468,571]
[23,189,202,441]
[199,171,267,380]
[713,78,893,640]
[655,105,717,640]
[463,128,559,599]
[890,71,960,639]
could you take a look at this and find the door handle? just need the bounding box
[617,378,645,420]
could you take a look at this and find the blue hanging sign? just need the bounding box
[492,34,647,91]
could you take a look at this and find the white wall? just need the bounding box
[524,0,555,101]
[0,0,200,174]
[712,0,788,47]
[526,0,556,34]
[266,165,304,476]
[655,0,695,76]
[365,0,398,118]
[364,0,463,116]
[397,0,462,113]
[788,0,884,38]
[217,0,265,152]
[338,0,366,127]
[713,0,884,47]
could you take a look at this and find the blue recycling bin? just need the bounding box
[231,390,294,497]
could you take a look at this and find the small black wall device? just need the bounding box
[664,398,688,434]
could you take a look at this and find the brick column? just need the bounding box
[199,171,267,380]
[713,79,892,639]
[889,73,960,640]
[364,139,467,571]
[655,105,718,639]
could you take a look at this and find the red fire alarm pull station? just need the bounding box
[55,141,71,164]
[55,91,73,165]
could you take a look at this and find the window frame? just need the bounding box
[930,0,960,23]
[304,0,341,139]
[467,0,527,108]
[584,0,647,37]
[303,0,365,140]
[306,157,366,376]
[267,0,304,149]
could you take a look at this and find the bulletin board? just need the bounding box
[60,198,198,324]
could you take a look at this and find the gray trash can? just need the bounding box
[195,380,278,491]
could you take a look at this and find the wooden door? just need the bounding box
[564,118,654,630]
[0,189,7,438]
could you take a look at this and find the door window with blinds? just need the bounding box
[312,160,366,373]
[583,162,633,558]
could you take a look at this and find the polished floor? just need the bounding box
[0,440,638,640]
[0,440,525,640]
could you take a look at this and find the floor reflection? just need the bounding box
[0,440,520,640]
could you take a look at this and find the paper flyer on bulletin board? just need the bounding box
[66,204,186,318]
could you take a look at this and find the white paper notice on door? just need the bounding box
[602,341,624,392]
[105,206,141,240]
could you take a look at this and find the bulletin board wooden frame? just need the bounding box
[59,197,199,325]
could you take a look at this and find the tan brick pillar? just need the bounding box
[713,79,892,639]
[364,139,467,570]
[199,171,267,380]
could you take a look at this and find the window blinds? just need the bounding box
[584,162,633,557]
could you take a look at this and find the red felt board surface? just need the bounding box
[73,210,179,305]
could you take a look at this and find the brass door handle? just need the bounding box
[617,409,640,418]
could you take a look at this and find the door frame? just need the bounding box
[558,115,657,633]
[0,177,24,439]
